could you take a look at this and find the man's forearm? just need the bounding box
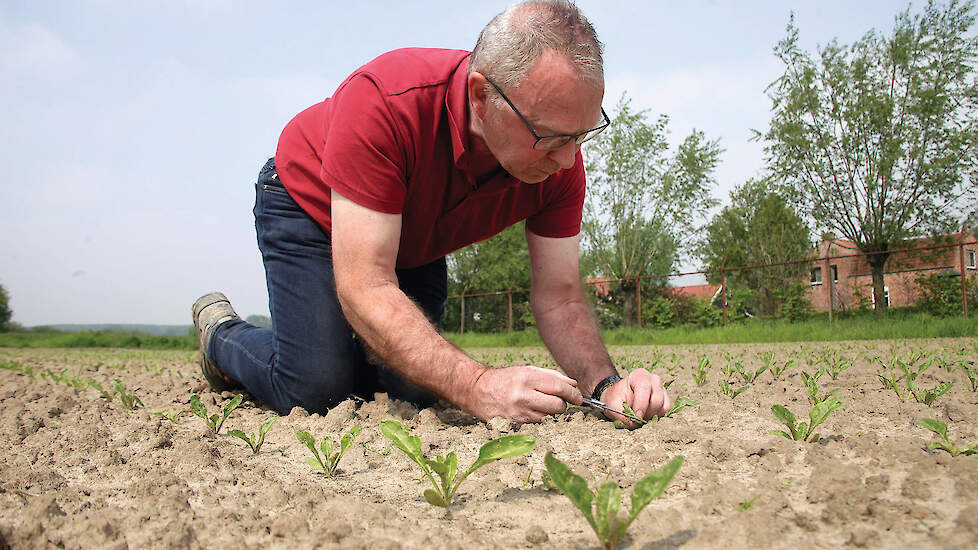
[338,281,484,407]
[533,292,616,397]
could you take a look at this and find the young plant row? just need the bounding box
[1,358,145,410]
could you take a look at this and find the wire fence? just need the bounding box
[444,236,977,333]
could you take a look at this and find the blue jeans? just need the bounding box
[209,158,445,414]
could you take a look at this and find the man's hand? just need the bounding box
[464,366,582,424]
[599,369,671,426]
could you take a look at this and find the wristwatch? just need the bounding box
[591,374,622,401]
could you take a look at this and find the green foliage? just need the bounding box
[770,396,843,442]
[801,369,838,406]
[544,452,683,550]
[228,417,276,454]
[917,418,978,456]
[613,397,698,430]
[112,378,144,410]
[189,393,242,434]
[762,2,978,318]
[915,273,977,317]
[719,380,750,399]
[692,355,710,386]
[380,418,534,507]
[153,408,191,423]
[773,283,813,322]
[0,282,11,332]
[295,425,361,475]
[582,93,720,326]
[699,179,812,316]
[819,350,853,379]
[445,223,532,332]
[907,379,954,406]
[733,361,768,384]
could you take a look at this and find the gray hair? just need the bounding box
[469,0,604,96]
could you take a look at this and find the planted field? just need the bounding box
[1,339,977,549]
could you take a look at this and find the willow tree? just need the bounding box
[583,94,721,326]
[761,0,978,317]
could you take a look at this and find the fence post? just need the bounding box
[721,257,728,327]
[824,246,833,324]
[962,230,969,317]
[636,277,642,328]
[507,290,513,333]
[460,294,465,334]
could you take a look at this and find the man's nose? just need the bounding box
[548,140,580,171]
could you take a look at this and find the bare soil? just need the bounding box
[1,338,977,549]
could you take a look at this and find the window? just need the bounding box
[810,267,822,285]
[830,265,839,283]
[968,249,976,270]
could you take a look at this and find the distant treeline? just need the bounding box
[0,330,197,350]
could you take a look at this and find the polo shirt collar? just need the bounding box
[445,55,474,173]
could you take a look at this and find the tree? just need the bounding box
[700,179,812,316]
[761,0,978,318]
[583,94,721,325]
[446,223,531,331]
[0,282,11,332]
[245,315,273,329]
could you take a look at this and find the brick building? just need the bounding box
[805,232,977,312]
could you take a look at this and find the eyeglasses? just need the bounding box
[484,76,610,151]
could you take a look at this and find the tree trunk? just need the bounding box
[866,252,890,319]
[622,280,637,327]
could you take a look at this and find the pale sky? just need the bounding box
[1,0,911,326]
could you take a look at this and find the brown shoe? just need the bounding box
[192,292,242,392]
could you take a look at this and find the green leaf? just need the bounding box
[259,417,276,436]
[380,419,424,462]
[426,458,449,476]
[305,456,325,471]
[770,430,794,440]
[476,434,536,463]
[917,418,949,442]
[424,489,447,507]
[189,393,207,419]
[665,396,698,417]
[544,452,595,529]
[808,395,843,433]
[340,425,362,455]
[595,481,621,543]
[295,429,321,463]
[227,429,247,440]
[771,404,796,427]
[223,394,244,417]
[628,456,683,523]
[320,437,333,459]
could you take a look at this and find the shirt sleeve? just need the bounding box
[525,151,586,238]
[320,73,407,214]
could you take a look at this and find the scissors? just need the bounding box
[579,397,647,424]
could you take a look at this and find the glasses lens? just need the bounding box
[534,136,573,151]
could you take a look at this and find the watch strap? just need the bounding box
[591,374,622,401]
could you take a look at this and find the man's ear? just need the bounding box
[467,71,489,121]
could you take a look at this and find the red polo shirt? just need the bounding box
[275,48,586,269]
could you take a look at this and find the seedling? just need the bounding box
[380,418,535,508]
[189,393,242,434]
[692,356,709,387]
[735,496,759,511]
[962,364,978,392]
[153,408,191,423]
[917,418,978,456]
[295,425,362,476]
[88,379,116,401]
[769,358,797,380]
[877,367,907,401]
[820,350,853,380]
[907,379,954,406]
[770,396,843,443]
[544,452,683,550]
[719,380,749,399]
[733,361,768,385]
[113,378,144,410]
[613,397,698,429]
[229,417,276,454]
[801,370,837,406]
